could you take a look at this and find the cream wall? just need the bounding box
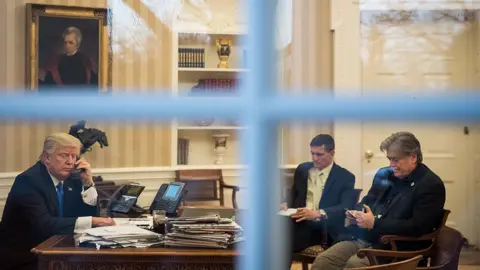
[0,0,172,172]
[0,0,333,173]
[472,10,480,250]
[0,0,334,173]
[281,0,334,164]
[0,0,333,215]
[331,0,362,182]
[331,0,480,248]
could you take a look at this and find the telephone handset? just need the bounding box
[70,167,84,179]
[70,157,86,180]
[107,183,146,214]
[149,182,185,216]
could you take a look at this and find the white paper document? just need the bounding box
[114,217,153,229]
[277,208,297,216]
[84,225,158,237]
[78,225,163,248]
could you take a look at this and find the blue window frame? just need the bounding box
[1,1,480,269]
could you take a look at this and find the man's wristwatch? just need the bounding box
[315,210,328,221]
[320,209,328,219]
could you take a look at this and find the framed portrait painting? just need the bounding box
[26,4,111,92]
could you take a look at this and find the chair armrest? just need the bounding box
[221,183,240,192]
[220,183,240,209]
[380,232,436,243]
[181,189,189,206]
[229,185,239,209]
[357,248,431,266]
[417,266,444,270]
[380,232,436,249]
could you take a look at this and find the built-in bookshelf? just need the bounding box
[170,31,249,168]
[170,30,290,169]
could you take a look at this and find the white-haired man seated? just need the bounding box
[0,133,116,270]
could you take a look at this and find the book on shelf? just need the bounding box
[178,48,205,68]
[177,138,189,165]
[190,79,240,93]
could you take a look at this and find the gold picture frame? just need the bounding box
[26,4,111,92]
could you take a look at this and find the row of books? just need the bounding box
[190,79,240,93]
[178,48,205,68]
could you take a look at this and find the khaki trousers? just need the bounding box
[311,240,371,270]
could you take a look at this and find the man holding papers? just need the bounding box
[280,134,356,254]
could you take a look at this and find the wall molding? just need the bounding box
[0,166,247,218]
[0,166,247,180]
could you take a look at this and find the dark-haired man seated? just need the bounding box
[280,134,356,258]
[311,131,446,270]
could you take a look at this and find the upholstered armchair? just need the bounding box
[356,210,464,270]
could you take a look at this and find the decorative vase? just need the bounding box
[212,133,230,164]
[216,38,232,68]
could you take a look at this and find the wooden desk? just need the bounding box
[32,235,241,270]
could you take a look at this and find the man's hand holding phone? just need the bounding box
[74,157,94,188]
[344,208,360,227]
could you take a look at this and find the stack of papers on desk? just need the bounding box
[77,225,163,249]
[164,215,244,249]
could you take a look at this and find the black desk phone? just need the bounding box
[149,182,185,215]
[107,183,146,214]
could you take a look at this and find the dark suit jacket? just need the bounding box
[0,161,97,269]
[341,163,446,250]
[288,162,356,238]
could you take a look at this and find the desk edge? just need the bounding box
[31,235,66,255]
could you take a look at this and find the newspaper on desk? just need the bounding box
[77,224,163,249]
[164,214,245,249]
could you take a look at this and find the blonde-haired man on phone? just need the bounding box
[0,133,115,270]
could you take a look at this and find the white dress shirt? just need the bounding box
[49,172,98,233]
